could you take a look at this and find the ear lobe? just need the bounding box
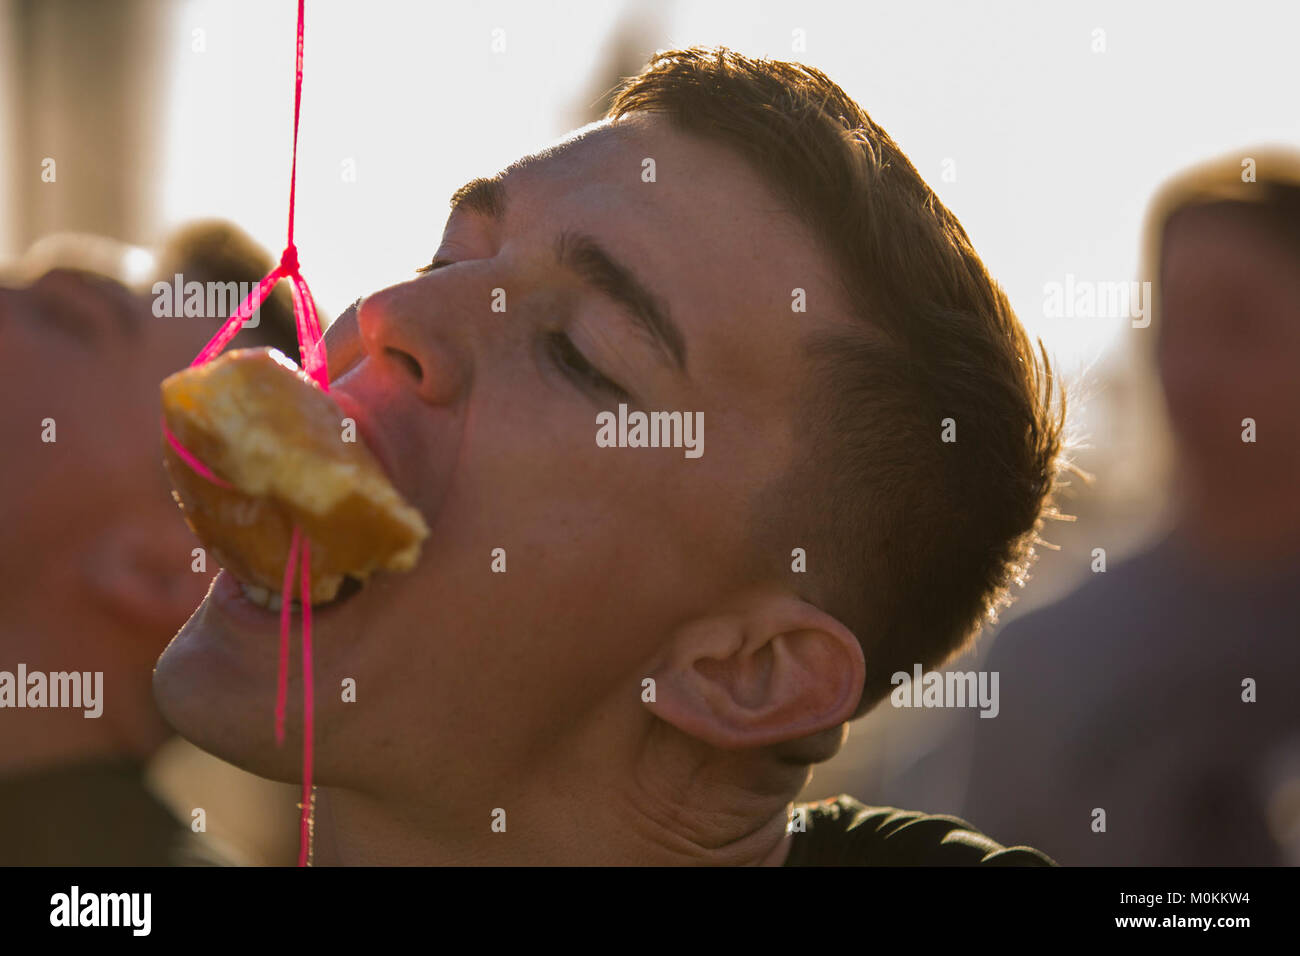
[82,518,209,633]
[647,596,865,751]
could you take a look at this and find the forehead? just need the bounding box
[504,115,815,271]
[1160,205,1300,342]
[1163,203,1300,275]
[489,114,843,381]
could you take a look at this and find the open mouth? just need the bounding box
[237,572,366,612]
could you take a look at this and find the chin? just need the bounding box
[153,599,303,784]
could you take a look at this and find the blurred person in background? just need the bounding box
[0,221,301,864]
[961,150,1300,865]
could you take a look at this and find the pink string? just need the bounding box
[162,0,321,867]
[275,527,302,746]
[289,271,329,390]
[161,418,235,489]
[287,0,304,252]
[191,267,286,368]
[298,537,315,868]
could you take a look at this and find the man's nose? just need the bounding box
[355,276,469,407]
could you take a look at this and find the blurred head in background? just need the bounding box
[1145,151,1300,560]
[0,221,298,772]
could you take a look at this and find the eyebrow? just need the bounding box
[448,177,506,222]
[447,175,688,373]
[38,270,141,342]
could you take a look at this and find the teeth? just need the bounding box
[240,583,272,607]
[237,578,357,611]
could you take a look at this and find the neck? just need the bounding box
[313,712,804,866]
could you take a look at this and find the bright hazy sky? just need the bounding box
[159,0,1300,372]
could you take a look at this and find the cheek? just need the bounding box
[1,330,81,418]
[0,370,122,518]
[384,408,671,646]
[1188,341,1300,419]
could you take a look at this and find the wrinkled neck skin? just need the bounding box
[313,715,804,866]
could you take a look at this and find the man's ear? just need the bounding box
[81,514,209,634]
[646,591,865,750]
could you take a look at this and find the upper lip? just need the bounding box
[330,387,404,495]
[327,364,456,542]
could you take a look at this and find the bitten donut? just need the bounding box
[161,347,429,605]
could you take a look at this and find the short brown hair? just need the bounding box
[608,48,1065,717]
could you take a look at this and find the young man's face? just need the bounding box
[1158,206,1300,487]
[154,114,844,800]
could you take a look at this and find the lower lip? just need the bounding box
[209,569,356,635]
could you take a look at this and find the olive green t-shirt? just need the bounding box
[785,795,1056,866]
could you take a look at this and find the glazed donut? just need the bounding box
[161,347,429,605]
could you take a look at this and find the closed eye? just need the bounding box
[545,330,629,401]
[419,255,629,401]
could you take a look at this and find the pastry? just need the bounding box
[161,347,428,605]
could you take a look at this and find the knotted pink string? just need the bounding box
[162,0,322,867]
[298,537,316,867]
